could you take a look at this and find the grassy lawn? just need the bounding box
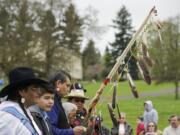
[0,86,3,91]
[82,81,180,134]
[82,80,175,97]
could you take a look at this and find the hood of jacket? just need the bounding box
[29,105,46,118]
[144,100,153,112]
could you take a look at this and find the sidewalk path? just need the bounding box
[117,88,174,100]
[98,88,176,102]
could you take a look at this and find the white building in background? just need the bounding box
[68,55,83,79]
[51,47,83,80]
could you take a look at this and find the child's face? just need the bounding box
[36,93,54,111]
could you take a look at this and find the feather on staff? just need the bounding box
[116,104,121,118]
[141,42,154,67]
[152,20,163,42]
[112,82,117,109]
[137,57,151,85]
[107,103,118,127]
[143,56,154,67]
[126,72,139,98]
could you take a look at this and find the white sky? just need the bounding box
[73,0,180,54]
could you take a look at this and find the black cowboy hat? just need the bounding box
[0,67,50,97]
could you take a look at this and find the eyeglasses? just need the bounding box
[148,124,155,127]
[74,98,85,103]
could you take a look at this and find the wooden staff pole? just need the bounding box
[85,6,156,122]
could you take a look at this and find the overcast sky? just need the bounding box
[73,0,180,54]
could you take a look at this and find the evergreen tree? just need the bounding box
[82,39,101,80]
[102,46,112,77]
[0,0,37,74]
[110,5,138,79]
[60,3,83,54]
[38,9,59,76]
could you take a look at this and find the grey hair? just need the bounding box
[62,102,77,117]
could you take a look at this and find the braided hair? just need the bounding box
[8,85,40,134]
[18,98,39,134]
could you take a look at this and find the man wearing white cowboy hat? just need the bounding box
[65,82,89,127]
[66,83,111,135]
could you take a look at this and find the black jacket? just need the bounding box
[55,94,70,128]
[111,122,133,135]
[29,105,53,135]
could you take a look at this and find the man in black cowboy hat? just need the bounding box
[0,67,51,135]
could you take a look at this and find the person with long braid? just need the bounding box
[0,67,51,135]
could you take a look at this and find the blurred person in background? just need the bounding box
[163,115,180,135]
[145,121,162,135]
[111,112,133,135]
[143,100,158,129]
[136,116,145,135]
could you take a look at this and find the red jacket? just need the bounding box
[136,123,145,135]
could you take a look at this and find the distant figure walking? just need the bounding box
[143,100,158,130]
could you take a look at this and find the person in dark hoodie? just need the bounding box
[29,84,55,135]
[143,100,158,130]
[47,70,84,135]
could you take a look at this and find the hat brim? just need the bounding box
[64,95,89,100]
[0,78,49,97]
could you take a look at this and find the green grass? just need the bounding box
[95,95,180,132]
[82,80,174,98]
[82,81,180,134]
[0,86,3,91]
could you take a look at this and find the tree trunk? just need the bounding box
[174,81,179,100]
